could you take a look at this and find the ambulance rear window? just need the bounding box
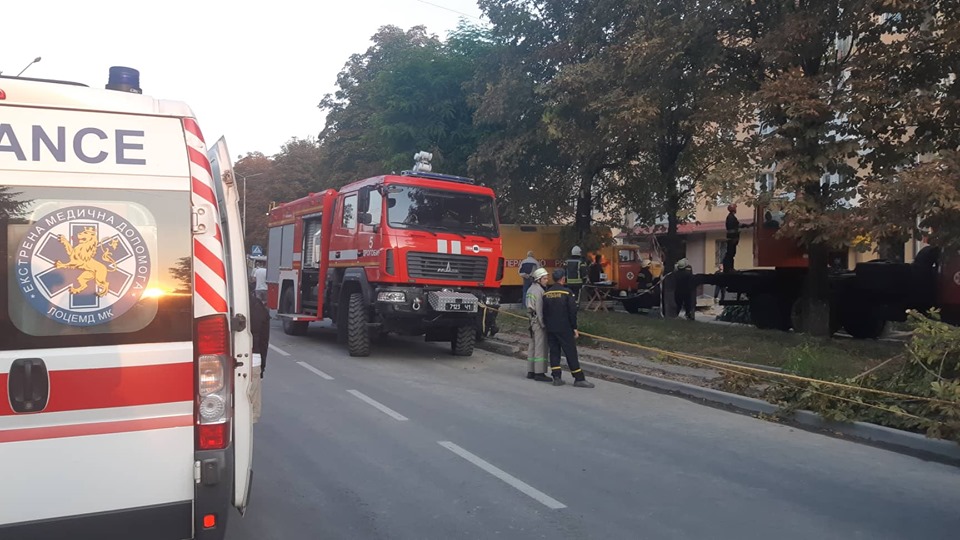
[1,186,192,350]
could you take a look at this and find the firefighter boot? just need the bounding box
[573,379,595,388]
[552,377,566,386]
[533,374,552,382]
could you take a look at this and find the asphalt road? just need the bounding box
[225,322,960,540]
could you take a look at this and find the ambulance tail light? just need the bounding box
[195,314,231,450]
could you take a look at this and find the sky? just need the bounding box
[5,0,484,160]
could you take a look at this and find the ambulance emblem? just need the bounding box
[17,206,151,326]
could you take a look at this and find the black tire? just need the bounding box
[451,325,476,356]
[841,309,887,339]
[347,292,370,357]
[750,294,791,331]
[280,288,308,336]
[622,298,640,314]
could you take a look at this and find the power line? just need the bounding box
[411,0,482,21]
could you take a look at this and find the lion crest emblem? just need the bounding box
[54,226,118,297]
[16,205,153,327]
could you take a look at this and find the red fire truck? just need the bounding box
[265,154,503,357]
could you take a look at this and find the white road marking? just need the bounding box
[297,362,334,380]
[269,344,290,357]
[437,441,567,510]
[347,390,409,421]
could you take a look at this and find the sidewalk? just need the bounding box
[486,330,721,386]
[476,330,960,464]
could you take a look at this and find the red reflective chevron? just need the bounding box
[183,117,205,143]
[188,147,213,177]
[195,272,228,313]
[194,239,226,281]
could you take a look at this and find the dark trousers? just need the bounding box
[675,290,694,320]
[547,331,585,380]
[722,239,738,273]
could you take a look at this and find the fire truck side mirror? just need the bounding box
[357,186,371,213]
[358,212,373,226]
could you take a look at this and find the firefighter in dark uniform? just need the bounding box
[542,269,595,388]
[723,203,753,273]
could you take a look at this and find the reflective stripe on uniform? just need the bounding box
[571,369,582,374]
[551,366,562,371]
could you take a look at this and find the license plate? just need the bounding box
[444,302,476,312]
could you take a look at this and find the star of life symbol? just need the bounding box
[17,206,151,327]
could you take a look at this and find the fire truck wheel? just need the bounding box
[347,292,371,357]
[452,325,476,356]
[280,288,308,336]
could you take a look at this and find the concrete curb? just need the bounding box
[476,338,960,464]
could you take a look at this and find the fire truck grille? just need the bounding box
[406,252,488,281]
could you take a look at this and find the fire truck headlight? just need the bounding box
[377,291,407,303]
[199,394,227,422]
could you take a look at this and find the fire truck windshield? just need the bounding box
[386,185,499,238]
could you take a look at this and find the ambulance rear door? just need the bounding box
[207,138,254,513]
[0,106,195,538]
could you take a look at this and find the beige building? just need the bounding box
[621,187,924,303]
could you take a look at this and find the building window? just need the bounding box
[618,249,637,262]
[756,172,776,193]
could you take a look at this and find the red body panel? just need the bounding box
[939,252,960,309]
[267,175,503,319]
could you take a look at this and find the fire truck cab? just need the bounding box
[267,153,503,357]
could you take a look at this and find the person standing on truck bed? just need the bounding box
[519,251,539,303]
[723,204,753,273]
[525,268,552,382]
[543,269,595,388]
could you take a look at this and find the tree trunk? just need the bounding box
[574,170,594,244]
[662,192,683,318]
[663,192,683,271]
[802,242,832,337]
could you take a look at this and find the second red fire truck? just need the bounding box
[265,153,503,357]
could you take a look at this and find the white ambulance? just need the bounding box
[0,67,255,539]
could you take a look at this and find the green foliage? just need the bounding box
[0,186,28,223]
[717,305,751,324]
[317,25,488,185]
[767,311,960,444]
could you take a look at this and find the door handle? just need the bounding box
[8,358,50,413]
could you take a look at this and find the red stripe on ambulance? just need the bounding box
[0,374,10,416]
[0,363,192,417]
[0,415,193,444]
